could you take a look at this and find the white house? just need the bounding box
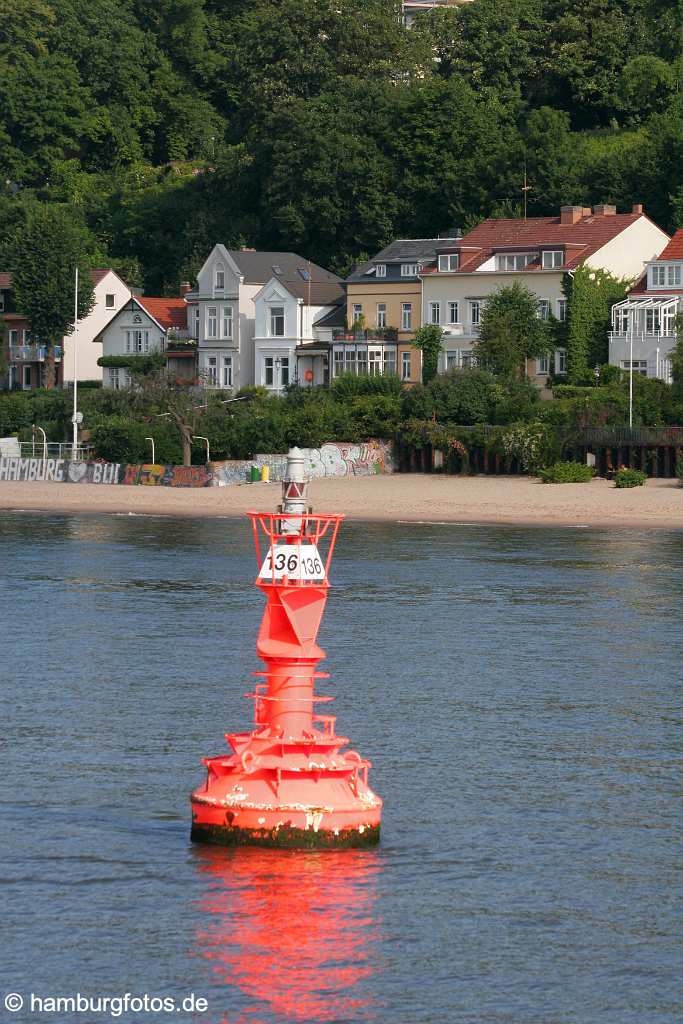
[609,229,683,382]
[419,204,670,385]
[253,272,344,392]
[63,269,132,383]
[95,295,191,388]
[2,268,131,389]
[189,246,343,390]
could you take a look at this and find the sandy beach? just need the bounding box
[0,474,681,529]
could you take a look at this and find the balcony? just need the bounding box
[8,343,63,363]
[332,328,399,343]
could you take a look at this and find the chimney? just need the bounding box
[179,281,191,296]
[593,204,616,217]
[560,205,584,225]
[632,203,644,215]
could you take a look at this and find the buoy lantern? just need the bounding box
[190,448,382,848]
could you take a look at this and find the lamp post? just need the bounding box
[72,267,79,459]
[274,356,282,396]
[629,330,634,428]
[193,435,210,463]
[145,436,155,464]
[32,424,47,460]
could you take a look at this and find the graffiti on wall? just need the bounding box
[0,458,122,484]
[303,442,394,478]
[0,442,395,488]
[122,464,213,487]
[211,441,395,487]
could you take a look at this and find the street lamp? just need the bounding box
[32,424,47,460]
[145,436,156,464]
[193,435,210,463]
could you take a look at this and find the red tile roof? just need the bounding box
[656,229,683,260]
[136,296,187,330]
[91,268,112,286]
[422,212,644,274]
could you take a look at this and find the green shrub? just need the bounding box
[500,421,561,473]
[330,372,402,399]
[614,468,648,488]
[539,461,596,483]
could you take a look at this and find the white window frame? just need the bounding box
[215,263,225,291]
[438,254,459,272]
[538,354,549,374]
[469,300,481,328]
[556,299,568,322]
[445,350,459,371]
[429,301,441,325]
[538,299,551,321]
[401,303,412,330]
[207,306,218,339]
[542,250,563,270]
[206,356,218,386]
[496,253,535,272]
[401,351,411,380]
[368,347,383,376]
[621,359,648,376]
[446,301,459,324]
[667,264,682,286]
[376,303,387,328]
[222,355,233,388]
[401,263,419,277]
[105,293,115,308]
[8,328,18,347]
[269,305,285,337]
[375,264,386,278]
[556,349,567,374]
[221,305,233,339]
[352,303,363,324]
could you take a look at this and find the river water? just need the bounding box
[1,511,681,1024]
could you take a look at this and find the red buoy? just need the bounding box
[191,448,382,848]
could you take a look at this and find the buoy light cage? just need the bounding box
[190,495,382,848]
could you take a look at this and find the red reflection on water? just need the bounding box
[193,846,382,1024]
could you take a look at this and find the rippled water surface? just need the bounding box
[2,511,681,1024]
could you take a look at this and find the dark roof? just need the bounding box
[346,238,452,282]
[228,250,340,287]
[314,304,346,328]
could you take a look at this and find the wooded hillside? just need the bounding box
[1,0,681,291]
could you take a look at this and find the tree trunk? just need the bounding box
[44,345,56,390]
[181,427,192,467]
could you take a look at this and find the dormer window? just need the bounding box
[542,250,563,269]
[496,253,536,271]
[401,263,419,277]
[215,263,225,290]
[375,264,386,277]
[650,263,682,288]
[438,254,459,272]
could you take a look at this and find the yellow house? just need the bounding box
[344,237,459,384]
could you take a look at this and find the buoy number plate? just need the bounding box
[258,543,325,581]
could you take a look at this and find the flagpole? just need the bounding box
[72,267,79,459]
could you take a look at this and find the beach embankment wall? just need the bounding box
[0,440,395,488]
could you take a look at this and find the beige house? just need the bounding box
[419,205,670,385]
[345,236,459,384]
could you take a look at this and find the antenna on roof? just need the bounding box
[522,162,531,222]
